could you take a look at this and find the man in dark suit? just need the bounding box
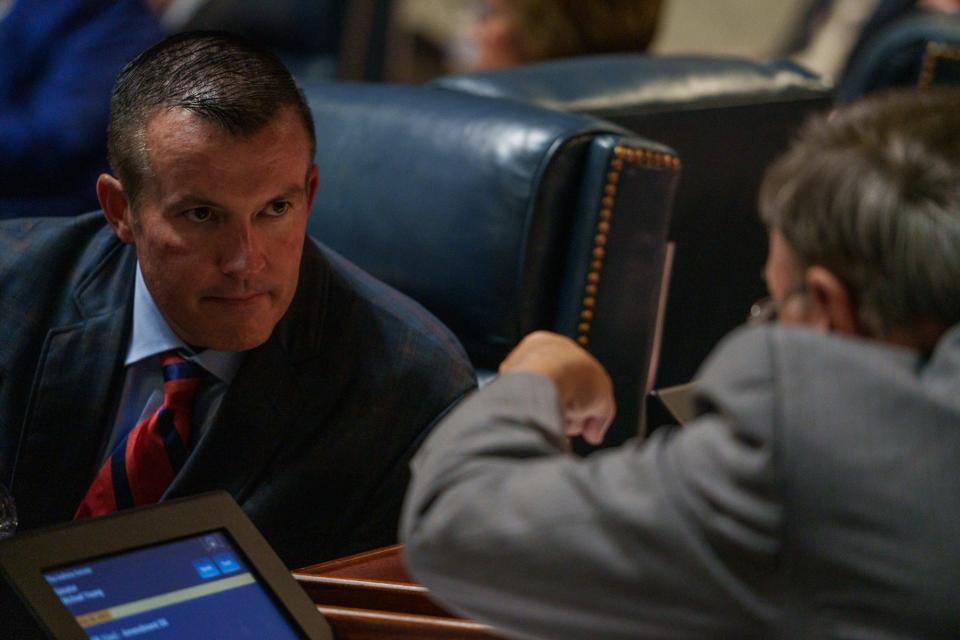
[0,31,475,570]
[402,88,960,637]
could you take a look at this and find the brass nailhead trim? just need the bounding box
[919,42,960,89]
[576,144,681,347]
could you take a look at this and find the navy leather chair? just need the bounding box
[839,11,960,102]
[304,83,680,446]
[434,55,833,391]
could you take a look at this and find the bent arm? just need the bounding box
[402,329,783,639]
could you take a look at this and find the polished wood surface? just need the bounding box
[294,545,505,639]
[318,605,498,640]
[295,575,450,618]
[297,544,412,581]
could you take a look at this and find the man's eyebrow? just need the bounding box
[161,185,306,213]
[256,185,308,210]
[270,185,308,201]
[162,195,222,212]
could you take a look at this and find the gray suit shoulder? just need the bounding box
[691,324,923,437]
[691,324,781,444]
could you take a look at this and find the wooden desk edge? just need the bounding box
[298,544,405,574]
[318,604,501,636]
[292,574,426,593]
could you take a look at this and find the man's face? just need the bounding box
[117,106,318,351]
[763,230,809,325]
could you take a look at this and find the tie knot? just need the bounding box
[160,351,207,384]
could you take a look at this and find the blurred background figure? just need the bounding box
[787,0,960,84]
[165,0,347,82]
[468,0,663,71]
[0,0,163,219]
[787,0,883,83]
[389,0,662,81]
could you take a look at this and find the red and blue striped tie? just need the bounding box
[75,352,206,519]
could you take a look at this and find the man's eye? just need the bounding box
[185,207,212,222]
[266,201,290,216]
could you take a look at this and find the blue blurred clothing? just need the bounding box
[0,0,163,219]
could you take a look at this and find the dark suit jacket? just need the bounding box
[0,212,476,569]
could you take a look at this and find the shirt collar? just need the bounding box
[125,263,243,383]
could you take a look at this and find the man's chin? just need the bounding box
[179,325,274,353]
[207,334,270,352]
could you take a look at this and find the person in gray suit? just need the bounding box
[401,87,960,639]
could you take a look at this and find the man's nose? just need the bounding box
[220,222,267,277]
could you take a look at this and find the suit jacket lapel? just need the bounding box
[165,335,301,502]
[13,238,134,528]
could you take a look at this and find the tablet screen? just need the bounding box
[43,530,305,640]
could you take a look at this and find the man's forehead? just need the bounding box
[136,107,314,205]
[143,107,236,150]
[142,105,312,151]
[139,106,313,166]
[769,231,802,266]
[764,230,804,290]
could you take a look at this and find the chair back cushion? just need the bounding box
[839,12,960,102]
[305,82,679,442]
[436,55,832,387]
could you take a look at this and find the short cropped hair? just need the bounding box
[107,31,316,206]
[760,88,960,336]
[509,0,662,62]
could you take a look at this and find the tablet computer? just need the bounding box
[0,491,332,639]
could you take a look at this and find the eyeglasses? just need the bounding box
[748,286,806,324]
[748,297,780,324]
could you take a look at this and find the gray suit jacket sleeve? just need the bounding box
[401,326,783,639]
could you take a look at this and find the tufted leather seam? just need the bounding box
[919,41,960,88]
[576,145,681,347]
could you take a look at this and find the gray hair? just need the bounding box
[759,87,960,337]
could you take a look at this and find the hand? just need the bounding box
[499,331,615,445]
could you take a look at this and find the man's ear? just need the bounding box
[306,164,319,210]
[97,174,135,244]
[804,266,859,335]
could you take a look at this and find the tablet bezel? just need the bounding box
[0,491,332,640]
